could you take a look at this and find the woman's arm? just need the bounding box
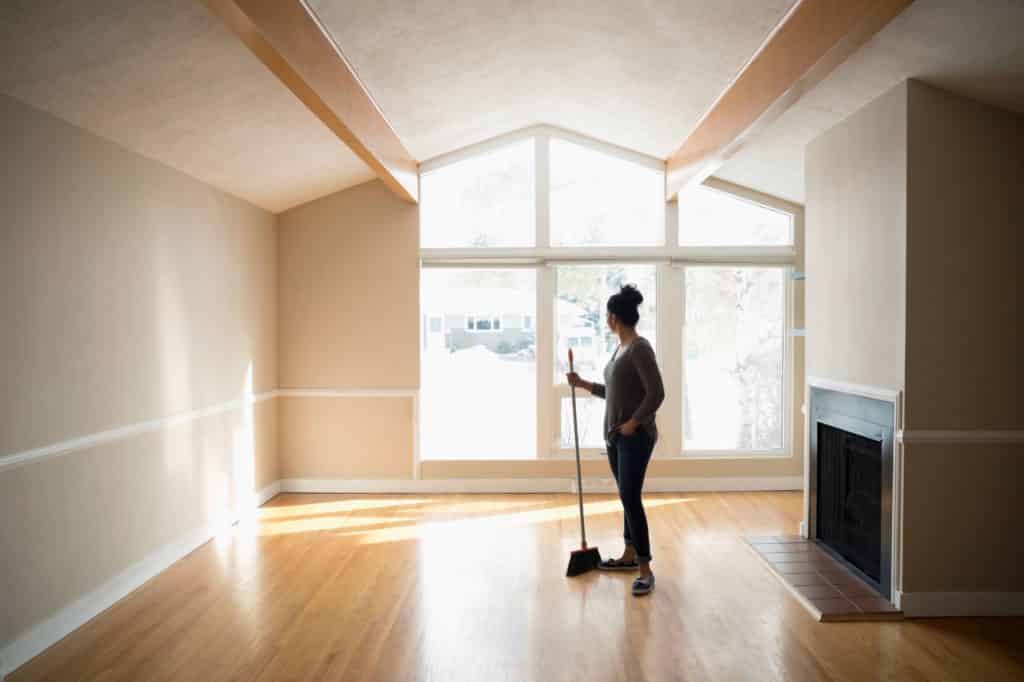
[629,341,664,422]
[567,372,606,399]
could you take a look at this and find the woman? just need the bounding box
[567,284,665,596]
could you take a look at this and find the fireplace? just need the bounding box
[808,387,895,598]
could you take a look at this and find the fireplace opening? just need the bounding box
[808,386,894,599]
[816,423,883,582]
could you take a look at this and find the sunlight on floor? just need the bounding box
[259,514,421,536]
[258,497,432,519]
[253,496,696,543]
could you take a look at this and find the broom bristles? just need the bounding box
[566,546,601,577]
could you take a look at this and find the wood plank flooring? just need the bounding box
[10,492,1024,681]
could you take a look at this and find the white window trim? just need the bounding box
[419,126,801,462]
[421,124,663,176]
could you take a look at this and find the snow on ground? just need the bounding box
[421,345,536,459]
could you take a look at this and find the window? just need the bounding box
[679,185,792,246]
[420,139,535,248]
[554,264,657,380]
[420,269,536,459]
[554,264,657,449]
[466,315,501,332]
[550,138,664,247]
[683,267,785,451]
[560,392,607,450]
[419,127,797,461]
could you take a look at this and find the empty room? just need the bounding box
[2,0,1023,680]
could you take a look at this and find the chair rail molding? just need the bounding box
[0,391,279,473]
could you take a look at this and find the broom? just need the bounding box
[566,348,601,577]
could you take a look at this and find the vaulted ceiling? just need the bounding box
[0,0,374,213]
[307,0,793,161]
[716,0,1024,203]
[1,0,1022,212]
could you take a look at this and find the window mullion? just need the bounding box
[658,262,684,458]
[535,133,554,459]
[661,196,682,458]
[665,196,679,247]
[535,133,550,249]
[536,264,555,458]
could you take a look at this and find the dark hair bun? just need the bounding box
[607,284,643,327]
[619,284,643,306]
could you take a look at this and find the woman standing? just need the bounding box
[567,285,665,596]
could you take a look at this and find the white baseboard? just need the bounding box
[280,476,802,495]
[899,591,1024,617]
[0,520,225,677]
[255,480,282,507]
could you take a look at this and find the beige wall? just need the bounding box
[279,396,413,479]
[905,81,1024,431]
[277,180,419,479]
[900,82,1024,594]
[277,180,420,390]
[0,94,278,645]
[902,442,1024,592]
[805,81,908,393]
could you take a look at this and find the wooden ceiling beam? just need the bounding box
[665,0,913,201]
[203,0,419,203]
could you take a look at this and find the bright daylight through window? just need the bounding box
[419,139,534,248]
[678,184,793,246]
[550,139,664,247]
[420,268,536,459]
[555,264,657,448]
[419,128,796,460]
[683,267,785,451]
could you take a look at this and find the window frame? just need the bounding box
[679,263,793,458]
[678,182,796,248]
[418,135,537,249]
[418,266,540,461]
[419,126,800,462]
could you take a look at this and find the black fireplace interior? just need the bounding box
[816,423,883,582]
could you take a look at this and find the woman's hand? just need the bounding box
[617,418,640,436]
[566,372,590,392]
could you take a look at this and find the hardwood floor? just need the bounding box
[10,491,1024,681]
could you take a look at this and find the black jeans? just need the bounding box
[606,428,655,563]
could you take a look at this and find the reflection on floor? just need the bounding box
[9,492,1024,681]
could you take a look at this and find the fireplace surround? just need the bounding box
[808,385,895,599]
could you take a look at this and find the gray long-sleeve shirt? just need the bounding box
[589,336,665,445]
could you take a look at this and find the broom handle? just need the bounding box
[569,349,587,548]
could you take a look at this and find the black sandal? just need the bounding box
[599,557,639,571]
